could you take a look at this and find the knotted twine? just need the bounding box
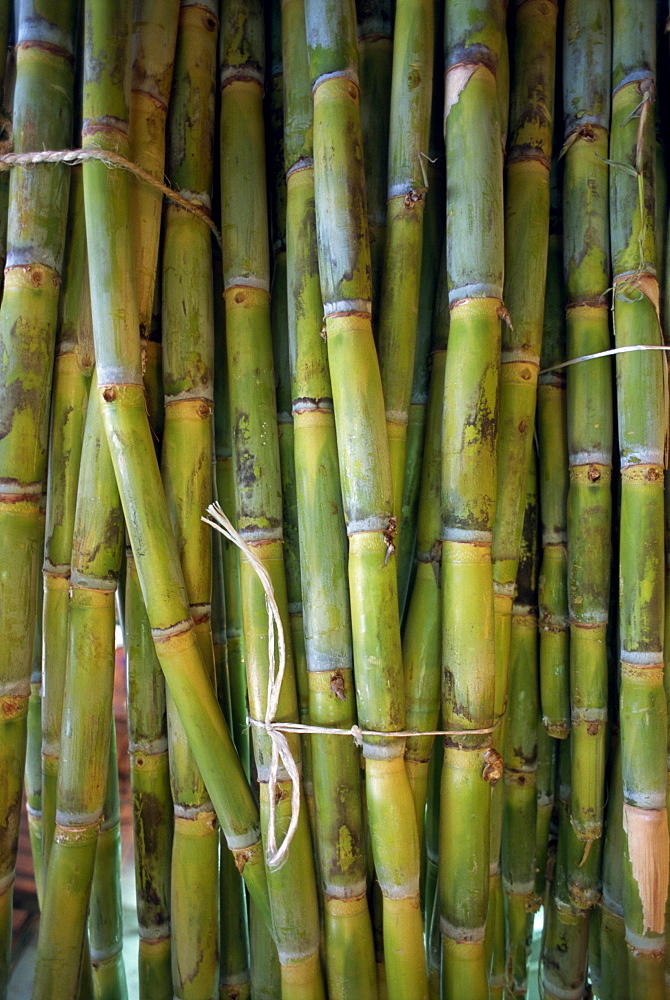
[202,502,299,870]
[0,146,222,246]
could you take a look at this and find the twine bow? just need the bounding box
[202,502,300,869]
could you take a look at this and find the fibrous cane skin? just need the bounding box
[563,0,613,845]
[0,3,76,993]
[220,3,324,995]
[304,2,427,997]
[440,3,505,996]
[283,0,377,994]
[610,3,669,993]
[82,0,271,929]
[162,3,221,996]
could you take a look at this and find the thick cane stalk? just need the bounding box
[440,3,505,995]
[220,2,323,994]
[305,2,427,996]
[268,1,313,825]
[130,0,179,343]
[501,452,539,995]
[599,739,630,1000]
[564,0,613,846]
[30,379,125,1000]
[492,0,557,748]
[161,4,221,997]
[125,552,174,999]
[402,255,447,825]
[0,3,75,991]
[126,8,180,988]
[376,0,433,542]
[213,261,249,778]
[537,161,569,740]
[540,741,593,1000]
[211,519,251,1000]
[89,725,129,1000]
[283,0,377,994]
[610,2,669,989]
[41,169,92,874]
[25,493,46,907]
[82,0,270,928]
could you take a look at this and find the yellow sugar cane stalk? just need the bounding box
[440,2,506,996]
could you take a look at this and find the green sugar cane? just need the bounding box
[537,161,569,740]
[31,377,125,1000]
[563,0,613,844]
[440,3,506,995]
[220,2,323,994]
[305,2,427,996]
[161,4,221,996]
[284,0,377,993]
[40,168,93,877]
[0,3,76,991]
[610,3,668,990]
[357,0,392,324]
[376,0,433,549]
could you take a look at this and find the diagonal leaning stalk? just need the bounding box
[283,0,377,995]
[0,3,76,992]
[304,4,427,997]
[82,0,271,931]
[440,3,505,996]
[219,3,323,995]
[376,0,433,546]
[610,2,669,991]
[31,376,125,1000]
[563,0,613,845]
[161,4,221,997]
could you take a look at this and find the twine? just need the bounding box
[203,502,299,870]
[0,146,222,247]
[203,502,500,867]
